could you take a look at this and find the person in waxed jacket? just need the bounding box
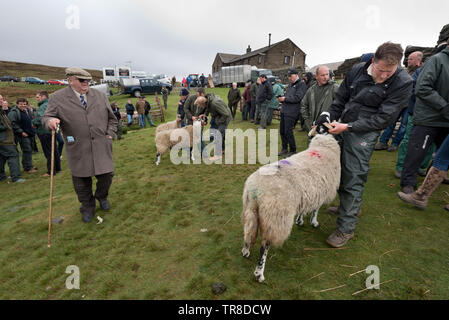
[277,68,307,157]
[315,42,413,248]
[255,75,273,129]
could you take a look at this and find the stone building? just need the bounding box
[212,38,306,76]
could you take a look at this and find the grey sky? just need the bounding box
[0,0,447,80]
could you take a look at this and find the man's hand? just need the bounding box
[21,132,28,137]
[328,121,348,135]
[107,135,113,140]
[47,118,60,131]
[192,116,198,121]
[278,97,285,103]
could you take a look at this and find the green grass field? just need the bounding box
[1,84,449,300]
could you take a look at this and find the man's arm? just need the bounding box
[351,79,413,132]
[7,109,23,135]
[415,57,448,111]
[106,99,118,139]
[300,90,311,130]
[184,97,193,120]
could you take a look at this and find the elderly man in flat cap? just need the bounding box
[42,67,118,223]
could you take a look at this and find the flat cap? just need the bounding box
[287,68,299,76]
[65,67,92,80]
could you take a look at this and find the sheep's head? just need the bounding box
[309,134,340,154]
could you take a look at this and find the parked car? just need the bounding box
[119,78,172,97]
[0,75,20,82]
[47,79,65,85]
[61,79,69,85]
[25,77,46,84]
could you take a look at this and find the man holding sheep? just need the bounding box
[315,42,413,247]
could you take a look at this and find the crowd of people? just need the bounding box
[1,35,448,240]
[172,39,449,248]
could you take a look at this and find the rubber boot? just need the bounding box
[397,167,447,209]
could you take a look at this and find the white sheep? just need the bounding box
[155,120,202,165]
[241,134,341,282]
[155,117,182,135]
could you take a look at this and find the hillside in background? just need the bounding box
[0,60,103,81]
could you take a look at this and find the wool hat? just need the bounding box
[180,88,190,96]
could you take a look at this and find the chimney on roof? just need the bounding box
[268,33,271,47]
[246,45,251,53]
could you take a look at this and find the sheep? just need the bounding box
[241,133,341,282]
[155,116,182,135]
[155,120,202,165]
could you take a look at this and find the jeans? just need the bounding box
[127,114,133,125]
[242,102,250,121]
[433,134,449,171]
[145,114,156,126]
[38,133,61,175]
[379,108,408,146]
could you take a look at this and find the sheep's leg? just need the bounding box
[254,241,270,283]
[155,153,161,166]
[242,243,251,258]
[296,213,304,226]
[310,208,319,228]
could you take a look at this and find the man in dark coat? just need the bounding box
[277,69,307,157]
[315,42,413,247]
[0,105,24,183]
[42,67,118,223]
[227,82,241,120]
[399,41,449,194]
[255,75,273,129]
[8,98,37,173]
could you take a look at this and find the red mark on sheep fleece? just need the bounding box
[308,150,322,158]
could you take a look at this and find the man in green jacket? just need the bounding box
[8,98,37,173]
[33,91,61,177]
[400,42,449,193]
[0,107,24,183]
[266,80,284,126]
[227,82,241,120]
[195,94,232,161]
[301,66,340,134]
[184,88,206,125]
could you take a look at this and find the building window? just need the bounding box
[258,56,262,64]
[284,56,290,65]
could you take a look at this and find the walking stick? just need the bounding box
[48,125,59,248]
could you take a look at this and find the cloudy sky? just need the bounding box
[0,0,447,80]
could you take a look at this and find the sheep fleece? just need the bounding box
[241,134,341,248]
